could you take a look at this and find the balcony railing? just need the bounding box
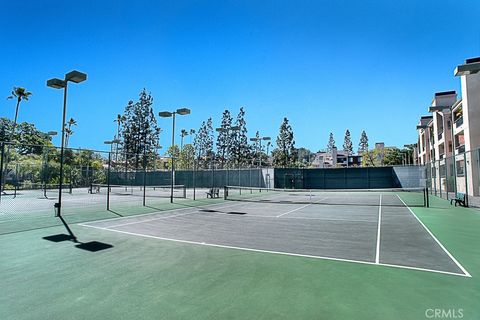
[439,154,444,160]
[455,116,464,128]
[456,145,465,154]
[438,132,443,141]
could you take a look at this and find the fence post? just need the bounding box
[193,157,197,200]
[439,160,442,199]
[107,152,111,211]
[0,143,4,203]
[464,152,468,207]
[143,153,147,206]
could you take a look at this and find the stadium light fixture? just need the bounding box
[46,70,86,223]
[158,108,191,203]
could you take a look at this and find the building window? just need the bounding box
[439,164,446,178]
[456,160,465,177]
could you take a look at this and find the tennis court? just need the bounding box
[80,186,470,277]
[2,188,479,320]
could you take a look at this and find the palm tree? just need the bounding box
[64,118,77,148]
[114,114,126,140]
[114,114,126,162]
[3,87,32,192]
[180,129,189,150]
[7,87,32,141]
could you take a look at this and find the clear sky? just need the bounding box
[1,0,479,153]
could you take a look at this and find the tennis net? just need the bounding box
[224,186,429,207]
[89,184,187,198]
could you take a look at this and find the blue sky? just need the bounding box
[1,0,479,153]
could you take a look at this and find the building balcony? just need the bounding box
[456,145,465,154]
[439,153,444,160]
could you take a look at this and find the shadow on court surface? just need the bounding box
[43,233,113,252]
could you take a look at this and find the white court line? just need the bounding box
[375,194,382,264]
[275,197,326,218]
[396,194,472,278]
[80,223,470,278]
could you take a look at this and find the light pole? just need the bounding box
[250,136,271,167]
[250,135,271,187]
[104,140,119,210]
[47,70,86,221]
[266,141,272,188]
[159,108,191,203]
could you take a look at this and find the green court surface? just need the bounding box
[1,195,480,320]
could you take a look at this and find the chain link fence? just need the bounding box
[425,147,480,207]
[0,142,271,234]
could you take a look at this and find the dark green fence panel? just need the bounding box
[274,167,395,189]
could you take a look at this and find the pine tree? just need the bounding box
[327,132,336,151]
[251,131,264,166]
[194,117,214,168]
[205,117,214,159]
[194,121,206,165]
[343,129,353,155]
[216,109,233,167]
[273,117,295,167]
[358,130,369,153]
[121,89,160,168]
[232,107,249,166]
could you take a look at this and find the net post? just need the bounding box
[224,186,228,200]
[193,157,196,200]
[107,152,111,211]
[464,152,469,207]
[425,186,429,208]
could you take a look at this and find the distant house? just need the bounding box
[312,147,363,168]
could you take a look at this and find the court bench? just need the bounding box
[206,188,220,198]
[450,192,467,207]
[89,184,101,194]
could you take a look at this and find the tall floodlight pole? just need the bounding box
[250,135,271,188]
[266,141,272,187]
[47,70,86,220]
[250,136,271,167]
[159,108,191,203]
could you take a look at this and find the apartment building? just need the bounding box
[415,57,480,201]
[415,115,433,165]
[312,147,362,168]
